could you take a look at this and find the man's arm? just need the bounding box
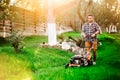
[81,24,86,38]
[94,31,100,35]
[91,23,100,37]
[95,23,100,34]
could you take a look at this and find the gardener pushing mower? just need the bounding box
[82,14,100,65]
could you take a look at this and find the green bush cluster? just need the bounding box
[7,30,24,53]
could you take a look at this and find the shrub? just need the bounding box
[7,30,25,53]
[57,34,64,43]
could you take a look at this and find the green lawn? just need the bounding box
[0,32,120,80]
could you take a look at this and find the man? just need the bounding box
[82,15,100,65]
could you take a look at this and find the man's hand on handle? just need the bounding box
[91,34,96,37]
[81,32,86,38]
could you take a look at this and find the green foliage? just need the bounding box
[0,0,11,20]
[92,0,120,28]
[0,0,10,10]
[57,34,64,42]
[7,30,25,53]
[57,31,81,43]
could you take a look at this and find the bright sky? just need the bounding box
[10,0,120,6]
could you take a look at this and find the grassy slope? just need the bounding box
[0,32,120,80]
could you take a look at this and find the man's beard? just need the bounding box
[88,20,93,23]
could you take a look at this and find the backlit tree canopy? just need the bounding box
[92,0,120,31]
[0,0,120,32]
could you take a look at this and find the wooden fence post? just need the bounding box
[34,12,37,32]
[23,9,25,31]
[3,20,6,38]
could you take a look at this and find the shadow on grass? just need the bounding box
[0,37,10,46]
[103,75,120,80]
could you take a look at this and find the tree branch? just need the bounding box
[83,0,93,18]
[77,0,85,23]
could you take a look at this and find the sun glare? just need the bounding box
[10,0,15,4]
[54,0,61,3]
[54,0,66,5]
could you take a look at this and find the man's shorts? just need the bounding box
[85,40,98,49]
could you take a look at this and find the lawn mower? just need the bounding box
[65,36,93,68]
[65,50,93,68]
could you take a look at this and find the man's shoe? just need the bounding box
[93,62,96,65]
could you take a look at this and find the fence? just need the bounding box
[0,6,46,37]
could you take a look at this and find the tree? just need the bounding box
[55,0,81,31]
[13,0,41,11]
[0,0,25,53]
[77,0,93,24]
[92,0,120,32]
[0,0,11,20]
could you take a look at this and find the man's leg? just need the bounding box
[93,40,98,63]
[93,49,97,62]
[85,42,91,52]
[85,41,92,59]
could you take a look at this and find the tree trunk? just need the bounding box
[77,0,85,24]
[77,0,93,25]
